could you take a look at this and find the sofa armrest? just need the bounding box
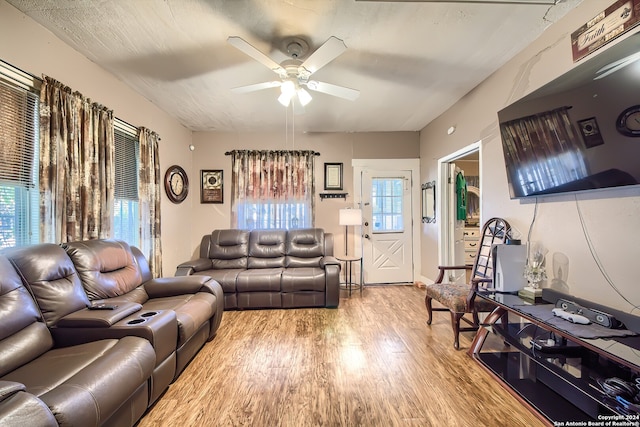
[0,381,57,427]
[144,275,213,298]
[320,256,341,268]
[324,263,341,308]
[175,258,212,276]
[56,302,142,328]
[0,381,24,402]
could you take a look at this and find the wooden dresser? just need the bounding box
[463,226,480,266]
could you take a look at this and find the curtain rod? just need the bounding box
[224,150,320,155]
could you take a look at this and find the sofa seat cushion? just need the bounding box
[281,268,326,292]
[100,286,149,305]
[195,269,243,293]
[236,268,283,292]
[1,336,155,427]
[141,293,216,346]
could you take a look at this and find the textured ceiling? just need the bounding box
[6,0,582,132]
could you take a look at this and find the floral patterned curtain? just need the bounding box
[138,127,162,277]
[39,76,114,243]
[229,150,317,229]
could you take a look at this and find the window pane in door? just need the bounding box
[371,178,404,233]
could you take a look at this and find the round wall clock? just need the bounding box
[616,105,640,137]
[164,165,189,204]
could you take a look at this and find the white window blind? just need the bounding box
[113,120,140,247]
[0,61,40,248]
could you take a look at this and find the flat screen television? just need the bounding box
[497,30,640,199]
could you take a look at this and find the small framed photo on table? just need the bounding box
[324,163,343,190]
[201,170,223,203]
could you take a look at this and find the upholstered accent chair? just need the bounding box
[425,217,511,349]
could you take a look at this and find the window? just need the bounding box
[237,200,310,230]
[113,120,140,247]
[371,177,404,232]
[0,62,40,248]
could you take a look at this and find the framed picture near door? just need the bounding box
[201,170,223,203]
[324,163,343,190]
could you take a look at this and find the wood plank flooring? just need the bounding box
[138,285,545,427]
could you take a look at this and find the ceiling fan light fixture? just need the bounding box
[278,92,292,107]
[297,88,312,106]
[281,80,296,96]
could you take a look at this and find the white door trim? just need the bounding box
[437,141,482,266]
[353,158,421,283]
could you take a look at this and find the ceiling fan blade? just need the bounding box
[231,81,282,94]
[305,80,360,101]
[299,36,347,75]
[354,0,556,4]
[227,36,286,76]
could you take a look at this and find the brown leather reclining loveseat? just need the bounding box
[176,228,341,310]
[0,239,224,426]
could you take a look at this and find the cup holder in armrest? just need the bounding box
[140,311,158,318]
[127,318,146,325]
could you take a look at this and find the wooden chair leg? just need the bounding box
[450,311,464,350]
[472,308,480,327]
[425,295,433,325]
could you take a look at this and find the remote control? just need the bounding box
[89,303,118,310]
[552,308,590,324]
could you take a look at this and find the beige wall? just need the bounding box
[420,0,639,311]
[189,131,419,258]
[0,0,420,276]
[0,1,193,275]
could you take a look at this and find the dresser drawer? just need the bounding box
[465,250,477,265]
[464,228,480,239]
[465,239,479,251]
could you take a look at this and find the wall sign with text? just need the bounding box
[571,0,640,62]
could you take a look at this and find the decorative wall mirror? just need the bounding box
[422,181,436,223]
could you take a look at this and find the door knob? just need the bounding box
[364,234,370,239]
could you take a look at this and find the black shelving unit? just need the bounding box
[470,293,640,426]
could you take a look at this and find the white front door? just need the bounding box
[361,169,414,284]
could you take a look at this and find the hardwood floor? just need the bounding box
[138,285,545,427]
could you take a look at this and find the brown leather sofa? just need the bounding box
[175,228,341,309]
[0,239,224,426]
[0,254,155,427]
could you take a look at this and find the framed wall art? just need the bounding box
[324,162,343,190]
[201,169,223,203]
[577,117,604,148]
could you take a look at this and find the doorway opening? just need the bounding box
[437,142,481,282]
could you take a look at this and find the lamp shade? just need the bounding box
[339,208,362,226]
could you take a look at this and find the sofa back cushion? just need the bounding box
[64,240,144,300]
[248,230,286,269]
[286,228,325,267]
[0,255,53,376]
[5,244,90,327]
[207,230,249,269]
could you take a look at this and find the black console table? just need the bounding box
[470,292,640,426]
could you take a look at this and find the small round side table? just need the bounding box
[336,255,363,297]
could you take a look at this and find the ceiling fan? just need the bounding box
[227,35,360,109]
